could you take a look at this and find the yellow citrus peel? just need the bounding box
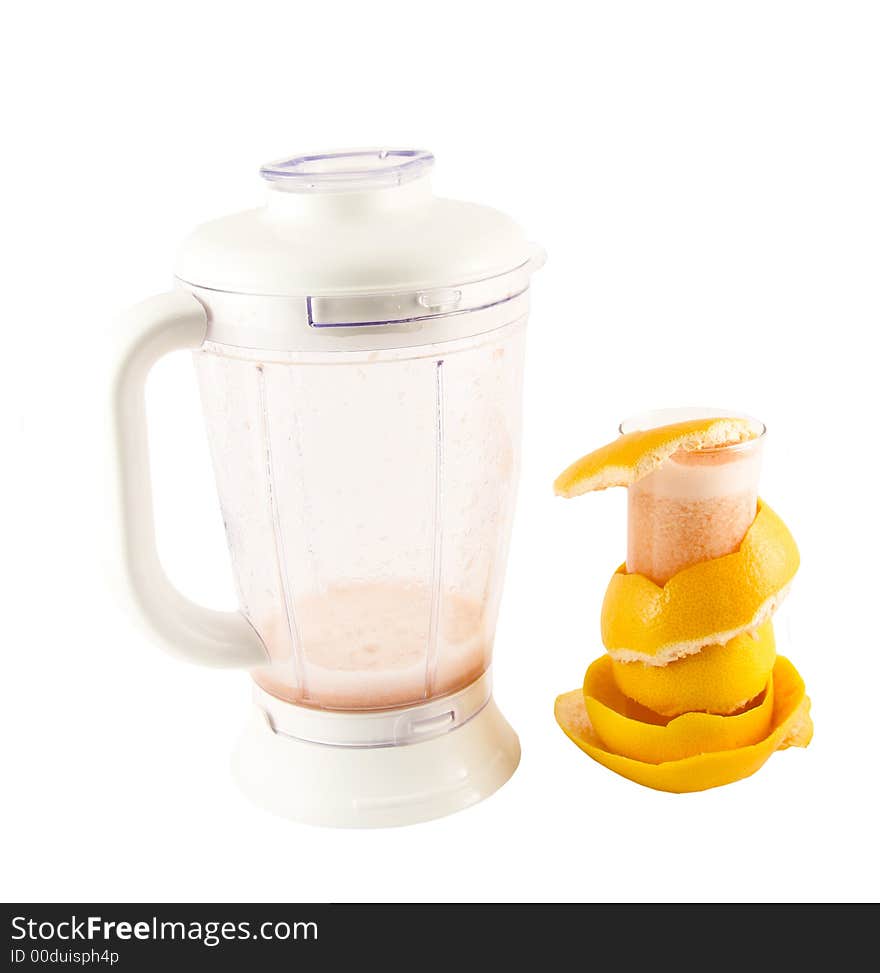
[582,654,775,763]
[610,622,777,716]
[556,657,812,792]
[601,501,799,664]
[554,416,762,497]
[553,415,811,792]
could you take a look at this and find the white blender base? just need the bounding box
[232,695,520,828]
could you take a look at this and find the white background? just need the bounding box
[2,0,878,903]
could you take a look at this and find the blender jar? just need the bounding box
[111,149,543,825]
[194,310,526,711]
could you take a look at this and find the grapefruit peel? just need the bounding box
[553,418,811,792]
[556,657,812,793]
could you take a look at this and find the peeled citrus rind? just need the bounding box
[601,501,799,664]
[610,621,776,716]
[554,416,762,498]
[552,417,810,789]
[584,654,775,763]
[556,656,812,793]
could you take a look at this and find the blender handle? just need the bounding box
[110,291,269,668]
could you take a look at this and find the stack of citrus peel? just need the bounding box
[553,417,812,792]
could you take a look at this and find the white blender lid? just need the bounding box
[175,149,542,303]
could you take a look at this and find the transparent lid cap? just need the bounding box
[260,148,434,193]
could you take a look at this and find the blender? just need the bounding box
[110,149,543,827]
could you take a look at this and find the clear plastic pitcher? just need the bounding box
[112,150,542,723]
[194,312,526,711]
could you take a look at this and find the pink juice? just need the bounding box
[253,582,490,709]
[627,441,763,586]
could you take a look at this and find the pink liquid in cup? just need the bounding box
[623,412,764,586]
